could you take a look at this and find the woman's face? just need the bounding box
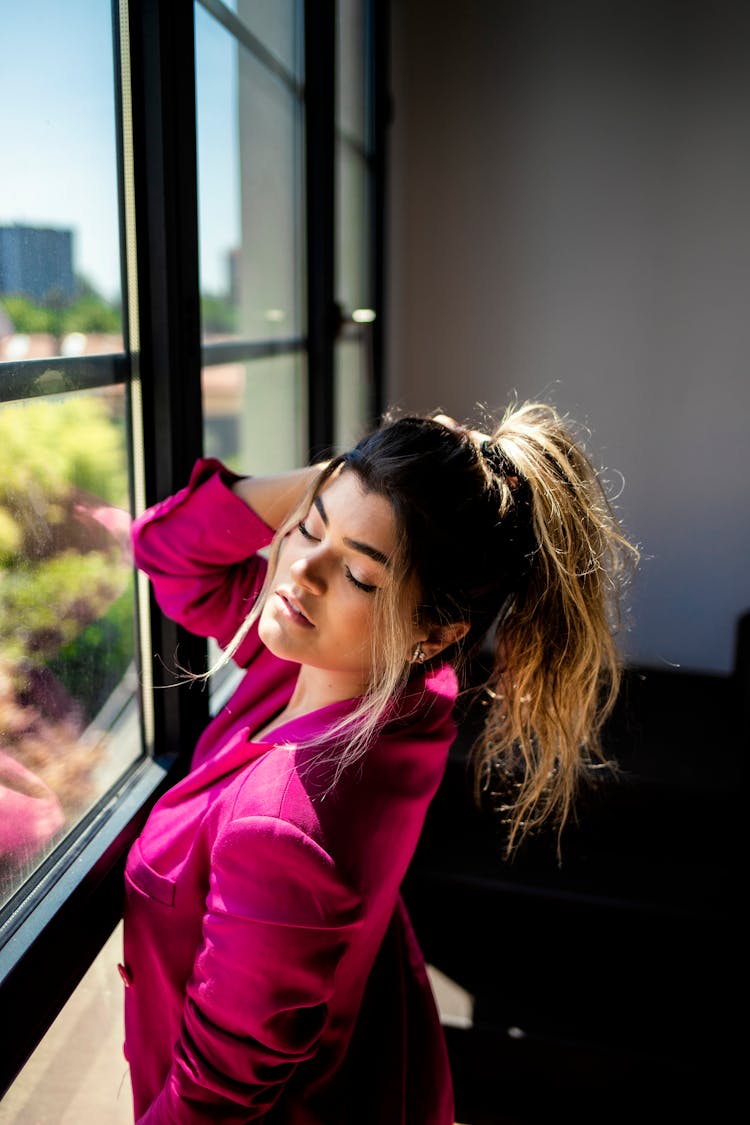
[258,468,403,699]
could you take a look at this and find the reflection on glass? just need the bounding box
[0,388,138,906]
[0,1,123,359]
[195,2,304,344]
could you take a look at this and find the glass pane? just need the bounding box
[335,1,375,454]
[337,0,369,146]
[202,352,307,473]
[334,338,373,452]
[0,388,139,907]
[0,1,124,359]
[202,351,307,712]
[237,0,302,76]
[195,3,304,344]
[336,144,372,313]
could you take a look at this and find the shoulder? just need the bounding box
[209,812,363,929]
[381,662,459,743]
[209,664,459,868]
[219,742,326,844]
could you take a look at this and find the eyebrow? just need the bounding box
[314,495,391,568]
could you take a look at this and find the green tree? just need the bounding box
[1,294,51,334]
[1,280,122,340]
[0,396,134,827]
[201,293,237,334]
[61,278,122,334]
[0,396,128,508]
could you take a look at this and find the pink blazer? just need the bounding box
[123,459,457,1124]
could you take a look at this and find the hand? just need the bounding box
[432,413,491,447]
[231,463,326,530]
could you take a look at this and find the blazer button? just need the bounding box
[117,962,132,987]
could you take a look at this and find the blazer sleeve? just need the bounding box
[136,816,363,1125]
[131,458,275,653]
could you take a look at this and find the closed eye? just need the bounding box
[299,518,378,593]
[345,567,377,593]
[297,519,319,541]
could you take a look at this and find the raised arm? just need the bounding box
[230,463,327,530]
[132,458,328,656]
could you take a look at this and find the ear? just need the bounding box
[417,620,470,661]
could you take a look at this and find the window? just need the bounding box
[195,0,308,708]
[0,0,139,904]
[0,0,385,1097]
[335,0,379,450]
[196,0,307,476]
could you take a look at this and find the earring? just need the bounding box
[412,643,426,664]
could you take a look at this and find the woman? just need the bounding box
[122,402,637,1124]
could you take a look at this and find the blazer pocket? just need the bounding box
[125,837,177,907]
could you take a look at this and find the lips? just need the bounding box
[276,591,314,628]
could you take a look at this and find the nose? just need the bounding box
[289,550,326,594]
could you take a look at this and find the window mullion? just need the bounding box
[127,0,210,755]
[305,0,337,461]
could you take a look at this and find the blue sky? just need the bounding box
[0,1,237,301]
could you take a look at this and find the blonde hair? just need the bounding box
[472,401,639,853]
[214,400,639,851]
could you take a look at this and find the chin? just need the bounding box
[257,610,283,655]
[257,614,302,667]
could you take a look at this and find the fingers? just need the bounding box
[432,413,491,447]
[432,413,460,431]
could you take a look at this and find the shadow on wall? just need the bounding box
[403,609,747,1124]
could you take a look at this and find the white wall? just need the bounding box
[387,0,750,674]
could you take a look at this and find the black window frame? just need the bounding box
[0,0,387,1095]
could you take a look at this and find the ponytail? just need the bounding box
[195,400,637,857]
[473,401,639,855]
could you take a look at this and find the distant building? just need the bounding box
[0,224,76,303]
